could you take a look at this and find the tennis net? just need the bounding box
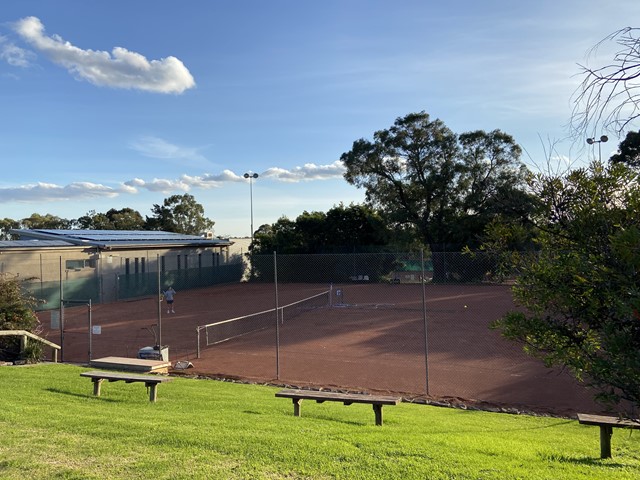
[199,290,330,347]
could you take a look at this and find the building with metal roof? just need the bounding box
[1,230,242,307]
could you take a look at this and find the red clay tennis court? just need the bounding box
[39,281,605,417]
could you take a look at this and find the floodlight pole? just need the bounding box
[586,135,609,161]
[243,172,259,242]
[244,172,259,279]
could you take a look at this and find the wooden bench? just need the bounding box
[577,413,640,458]
[80,371,173,403]
[276,389,401,426]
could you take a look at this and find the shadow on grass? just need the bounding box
[45,387,119,403]
[542,452,630,468]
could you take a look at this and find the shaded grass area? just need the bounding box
[0,364,638,479]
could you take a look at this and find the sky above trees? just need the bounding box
[1,1,639,236]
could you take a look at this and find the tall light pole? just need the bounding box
[243,172,259,242]
[587,135,609,161]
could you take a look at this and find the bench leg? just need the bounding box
[373,404,383,426]
[600,425,613,459]
[92,379,103,397]
[292,398,302,417]
[147,383,158,402]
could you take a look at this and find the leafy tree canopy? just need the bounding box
[252,203,392,254]
[146,194,215,235]
[340,112,533,253]
[609,130,640,168]
[77,208,145,230]
[490,161,640,414]
[20,213,73,230]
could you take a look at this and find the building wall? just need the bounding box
[0,245,232,304]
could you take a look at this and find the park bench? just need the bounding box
[80,371,173,403]
[577,413,640,458]
[276,389,401,425]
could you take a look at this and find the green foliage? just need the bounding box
[610,130,640,168]
[341,112,533,257]
[77,208,145,230]
[491,162,640,414]
[0,273,42,362]
[1,364,639,479]
[146,193,215,235]
[4,195,214,236]
[252,203,392,255]
[20,213,74,230]
[0,218,20,240]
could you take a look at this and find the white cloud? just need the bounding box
[262,161,346,182]
[0,35,34,67]
[0,182,121,202]
[12,16,195,94]
[123,177,191,193]
[0,162,347,202]
[129,136,207,163]
[123,170,244,193]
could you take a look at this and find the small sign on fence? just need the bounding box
[92,325,102,335]
[50,311,60,329]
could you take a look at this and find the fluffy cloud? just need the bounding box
[13,16,195,94]
[0,35,34,67]
[0,182,121,202]
[122,163,346,193]
[123,170,245,193]
[261,161,346,182]
[0,162,347,202]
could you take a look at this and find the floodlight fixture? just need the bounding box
[586,135,609,161]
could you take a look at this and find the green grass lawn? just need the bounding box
[0,364,638,479]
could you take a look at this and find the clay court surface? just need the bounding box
[39,282,603,416]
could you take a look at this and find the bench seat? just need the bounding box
[577,413,640,458]
[276,389,401,425]
[80,371,173,402]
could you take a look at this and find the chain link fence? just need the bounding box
[17,255,244,310]
[196,251,601,415]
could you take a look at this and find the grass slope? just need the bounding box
[0,364,638,479]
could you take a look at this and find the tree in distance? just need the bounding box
[146,193,215,235]
[77,208,145,230]
[340,111,535,280]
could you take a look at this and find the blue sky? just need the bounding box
[1,1,639,237]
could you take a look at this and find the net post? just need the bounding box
[329,283,333,307]
[196,327,201,359]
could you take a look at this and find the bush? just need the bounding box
[0,273,42,362]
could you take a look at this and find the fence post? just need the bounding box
[422,249,430,395]
[274,251,280,380]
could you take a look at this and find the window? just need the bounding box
[65,259,95,270]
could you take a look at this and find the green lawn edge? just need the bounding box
[0,363,638,479]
